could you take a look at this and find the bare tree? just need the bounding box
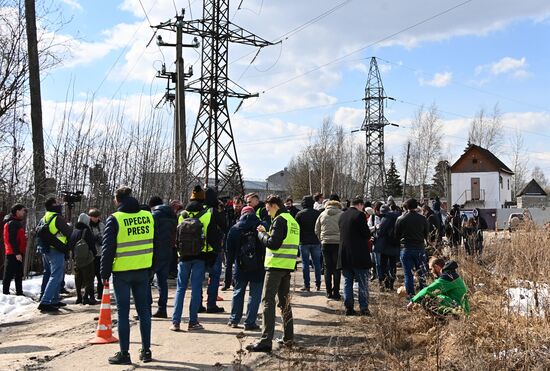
[507,128,529,200]
[287,116,364,201]
[406,103,443,200]
[468,103,503,153]
[531,166,548,189]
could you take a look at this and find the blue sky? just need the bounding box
[40,0,550,180]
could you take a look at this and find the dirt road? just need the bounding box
[0,271,372,370]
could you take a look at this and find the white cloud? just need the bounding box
[490,56,527,75]
[419,71,453,87]
[60,0,82,11]
[334,107,363,130]
[475,56,530,81]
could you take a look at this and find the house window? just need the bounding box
[507,179,510,190]
[499,175,503,188]
[472,158,478,164]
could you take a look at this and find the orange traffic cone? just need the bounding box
[90,282,118,344]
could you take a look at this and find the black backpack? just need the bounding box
[176,209,207,258]
[35,213,67,254]
[238,230,264,272]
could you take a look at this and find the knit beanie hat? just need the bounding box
[241,206,255,215]
[365,207,375,216]
[190,185,206,201]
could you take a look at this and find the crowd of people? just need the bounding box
[1,187,473,364]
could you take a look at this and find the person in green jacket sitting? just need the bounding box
[407,257,470,316]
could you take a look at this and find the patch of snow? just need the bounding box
[0,294,36,320]
[506,282,550,317]
[0,275,77,323]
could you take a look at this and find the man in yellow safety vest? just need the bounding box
[246,195,300,353]
[101,186,157,365]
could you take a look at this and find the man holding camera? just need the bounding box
[38,197,73,313]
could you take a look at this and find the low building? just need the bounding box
[450,144,514,209]
[516,179,548,208]
[243,179,286,200]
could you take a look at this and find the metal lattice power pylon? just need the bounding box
[361,57,394,201]
[181,0,273,195]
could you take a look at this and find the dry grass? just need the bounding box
[263,227,550,370]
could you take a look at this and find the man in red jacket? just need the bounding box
[3,204,27,295]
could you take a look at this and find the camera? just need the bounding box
[61,190,84,206]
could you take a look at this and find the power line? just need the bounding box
[259,0,474,94]
[229,0,354,67]
[138,0,153,26]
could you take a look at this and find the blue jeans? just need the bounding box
[40,254,51,298]
[172,259,205,325]
[229,275,264,326]
[300,244,322,288]
[400,248,428,297]
[155,262,170,310]
[342,268,369,310]
[40,249,65,305]
[113,270,151,353]
[206,252,223,309]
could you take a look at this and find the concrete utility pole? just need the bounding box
[24,0,46,213]
[154,10,198,196]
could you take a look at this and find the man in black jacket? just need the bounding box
[295,195,321,291]
[39,197,73,312]
[284,197,299,218]
[101,187,158,364]
[338,197,371,316]
[395,198,429,298]
[246,195,300,352]
[149,196,177,318]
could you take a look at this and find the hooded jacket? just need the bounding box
[374,210,400,257]
[315,200,342,245]
[151,204,177,265]
[68,214,97,257]
[226,212,264,281]
[100,196,159,280]
[295,196,320,245]
[411,260,470,315]
[3,214,26,255]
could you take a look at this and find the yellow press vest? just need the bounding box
[264,213,300,270]
[178,208,214,253]
[43,211,68,247]
[112,210,154,272]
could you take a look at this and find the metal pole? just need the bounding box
[403,141,411,203]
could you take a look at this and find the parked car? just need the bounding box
[508,210,532,232]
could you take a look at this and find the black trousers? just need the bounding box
[3,254,23,295]
[322,244,341,296]
[224,248,234,288]
[75,261,95,298]
[380,254,398,289]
